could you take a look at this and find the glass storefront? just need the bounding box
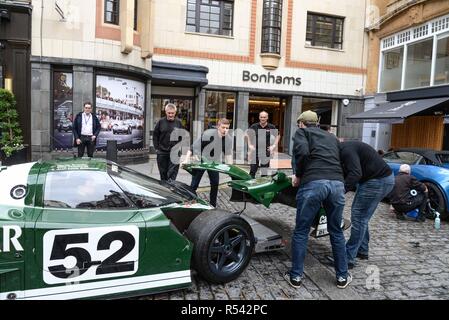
[380,47,404,92]
[52,71,74,150]
[151,96,194,132]
[379,18,449,92]
[404,38,433,89]
[205,91,236,129]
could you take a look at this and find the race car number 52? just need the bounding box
[43,226,139,285]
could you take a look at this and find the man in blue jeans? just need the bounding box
[339,141,395,269]
[285,110,351,289]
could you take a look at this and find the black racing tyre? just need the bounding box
[424,182,448,220]
[186,210,254,284]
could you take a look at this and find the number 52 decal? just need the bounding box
[43,226,139,285]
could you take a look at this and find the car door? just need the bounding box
[29,168,146,299]
[0,163,37,300]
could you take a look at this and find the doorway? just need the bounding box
[302,97,338,135]
[248,95,286,152]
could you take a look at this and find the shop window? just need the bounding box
[404,38,433,89]
[261,0,283,54]
[379,47,404,92]
[185,0,234,36]
[205,91,235,130]
[52,71,74,150]
[96,75,146,150]
[306,12,344,50]
[105,0,120,25]
[152,97,194,133]
[434,35,449,86]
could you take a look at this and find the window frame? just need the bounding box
[186,0,234,37]
[306,12,344,50]
[261,0,283,54]
[104,0,120,26]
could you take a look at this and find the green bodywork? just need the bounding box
[183,162,345,238]
[183,162,253,181]
[0,158,213,300]
[183,162,293,208]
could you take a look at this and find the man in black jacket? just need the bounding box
[153,103,183,181]
[340,141,395,269]
[73,102,101,158]
[284,110,351,290]
[182,118,233,207]
[390,164,428,221]
[246,111,280,178]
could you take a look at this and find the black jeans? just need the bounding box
[77,135,95,158]
[157,153,180,181]
[249,155,271,178]
[393,192,428,215]
[190,169,220,207]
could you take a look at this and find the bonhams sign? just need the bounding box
[242,70,301,86]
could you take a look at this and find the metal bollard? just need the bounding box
[106,140,118,163]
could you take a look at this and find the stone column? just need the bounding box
[73,66,94,114]
[235,91,249,163]
[193,87,206,142]
[145,79,152,151]
[284,95,302,155]
[31,63,51,161]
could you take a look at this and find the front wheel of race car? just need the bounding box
[186,210,254,284]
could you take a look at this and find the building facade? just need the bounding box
[30,0,153,162]
[0,0,32,163]
[150,0,368,155]
[359,0,449,151]
[6,0,370,162]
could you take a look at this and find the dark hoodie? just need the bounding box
[292,126,344,186]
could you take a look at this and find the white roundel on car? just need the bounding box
[0,162,36,206]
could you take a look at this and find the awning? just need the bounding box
[151,61,208,87]
[347,97,449,123]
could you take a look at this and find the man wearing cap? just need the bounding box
[339,141,394,269]
[284,110,351,289]
[389,164,429,221]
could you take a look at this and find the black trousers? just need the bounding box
[190,169,220,207]
[77,135,95,158]
[157,153,180,181]
[249,152,271,178]
[393,192,428,215]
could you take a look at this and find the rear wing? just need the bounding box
[183,162,295,208]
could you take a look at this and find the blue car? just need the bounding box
[383,148,449,219]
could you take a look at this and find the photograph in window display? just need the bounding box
[95,75,145,150]
[52,72,74,150]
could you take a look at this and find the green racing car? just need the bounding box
[0,158,347,300]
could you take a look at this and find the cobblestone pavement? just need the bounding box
[138,187,449,300]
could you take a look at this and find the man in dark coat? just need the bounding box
[339,141,395,269]
[390,164,428,221]
[153,103,183,181]
[73,102,101,158]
